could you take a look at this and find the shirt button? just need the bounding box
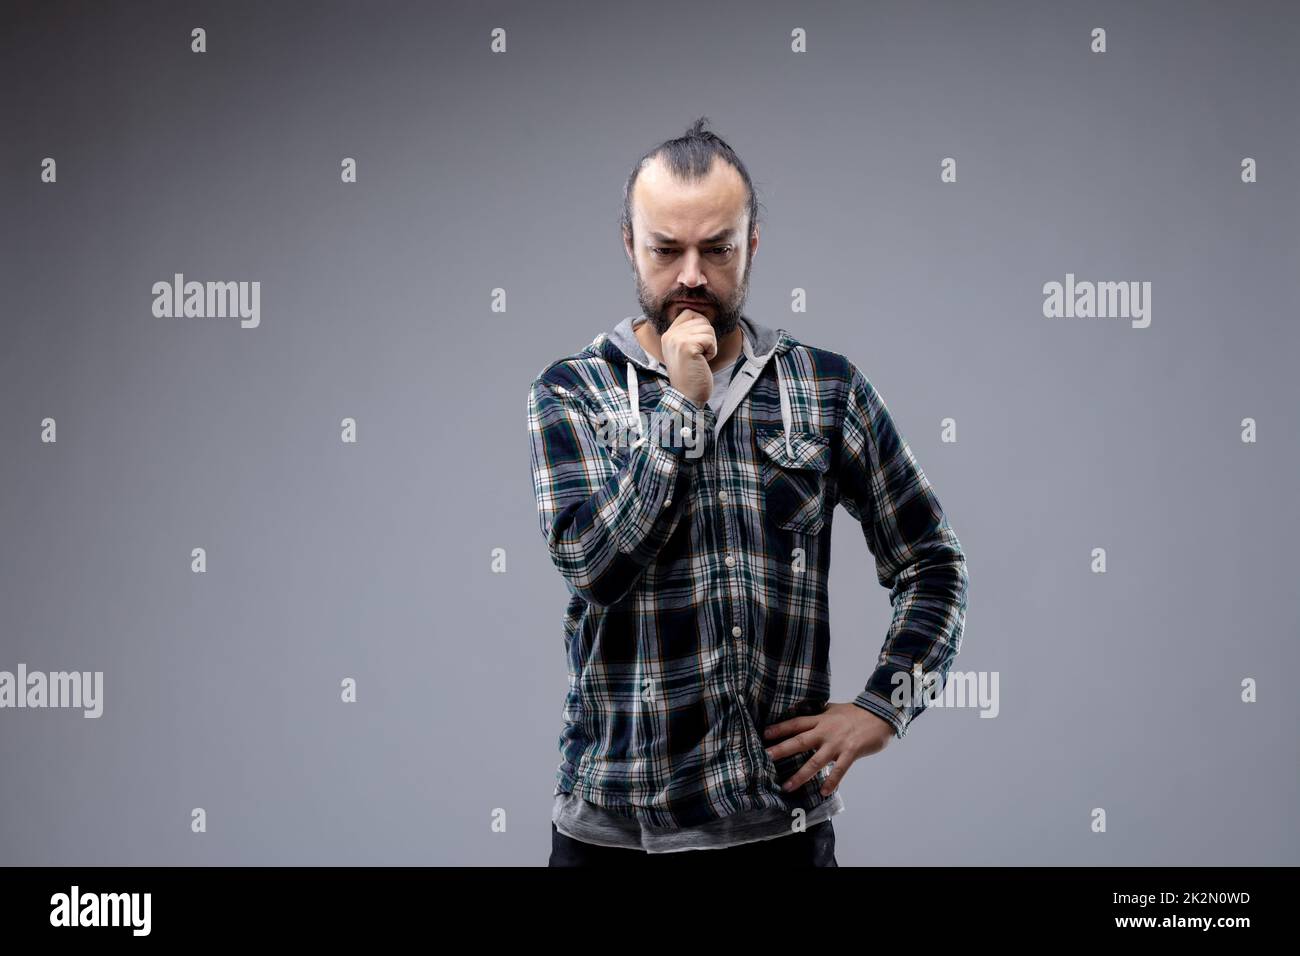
[718,490,728,502]
[662,497,672,508]
[681,427,693,440]
[724,554,736,568]
[731,625,742,638]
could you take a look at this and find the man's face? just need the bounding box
[623,155,758,337]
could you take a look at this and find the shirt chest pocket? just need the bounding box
[754,426,832,536]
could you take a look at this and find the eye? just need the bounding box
[649,245,732,258]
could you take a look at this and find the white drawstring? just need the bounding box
[626,361,644,445]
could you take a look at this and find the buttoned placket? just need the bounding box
[641,335,784,803]
[709,418,770,798]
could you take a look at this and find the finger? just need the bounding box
[674,328,716,348]
[671,318,715,342]
[765,728,813,762]
[668,309,710,328]
[817,752,852,797]
[686,337,714,357]
[763,715,817,743]
[669,328,714,348]
[781,743,838,793]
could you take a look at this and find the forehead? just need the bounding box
[630,154,747,236]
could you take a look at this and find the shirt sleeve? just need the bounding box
[527,373,717,608]
[834,362,970,738]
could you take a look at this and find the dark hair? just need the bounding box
[620,116,762,243]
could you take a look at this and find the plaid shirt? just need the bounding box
[527,314,968,829]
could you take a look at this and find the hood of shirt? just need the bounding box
[589,312,801,452]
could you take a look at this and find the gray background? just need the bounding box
[1,0,1296,866]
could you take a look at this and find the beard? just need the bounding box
[634,254,752,338]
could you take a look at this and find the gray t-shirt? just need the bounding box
[706,355,742,413]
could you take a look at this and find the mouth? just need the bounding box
[674,299,711,307]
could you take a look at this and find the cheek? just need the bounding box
[637,258,665,281]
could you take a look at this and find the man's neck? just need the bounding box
[634,316,744,373]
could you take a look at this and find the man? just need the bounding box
[527,118,969,867]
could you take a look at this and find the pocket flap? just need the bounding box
[755,427,831,473]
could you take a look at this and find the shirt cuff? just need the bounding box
[851,685,911,739]
[643,384,717,461]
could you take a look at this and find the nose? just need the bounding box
[675,249,707,290]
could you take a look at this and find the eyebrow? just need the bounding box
[647,231,735,245]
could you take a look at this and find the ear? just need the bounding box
[622,225,635,266]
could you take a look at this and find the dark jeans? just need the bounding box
[548,819,838,867]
